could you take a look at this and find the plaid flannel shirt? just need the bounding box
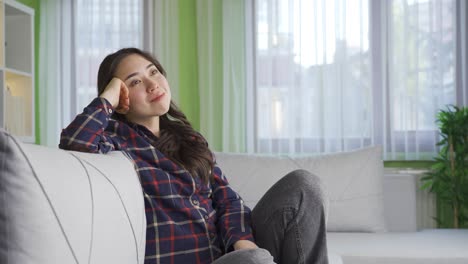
[59,98,254,264]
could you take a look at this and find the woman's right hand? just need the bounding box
[99,77,130,114]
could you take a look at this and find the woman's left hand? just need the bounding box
[233,240,258,250]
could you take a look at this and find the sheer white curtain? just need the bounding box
[39,0,74,147]
[456,0,468,106]
[247,0,466,159]
[382,0,458,159]
[252,0,371,155]
[39,0,144,147]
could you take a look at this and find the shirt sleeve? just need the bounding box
[59,97,119,153]
[211,161,255,252]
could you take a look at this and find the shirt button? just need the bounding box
[204,215,209,220]
[192,199,199,206]
[108,109,113,114]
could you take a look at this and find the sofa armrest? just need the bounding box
[0,129,146,264]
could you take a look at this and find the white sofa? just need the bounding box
[214,152,468,264]
[1,128,467,264]
[1,129,146,264]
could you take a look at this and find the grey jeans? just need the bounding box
[213,169,329,264]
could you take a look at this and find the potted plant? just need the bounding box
[421,105,468,228]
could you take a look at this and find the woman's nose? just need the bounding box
[147,79,158,92]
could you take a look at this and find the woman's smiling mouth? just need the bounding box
[150,93,165,102]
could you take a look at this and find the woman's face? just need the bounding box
[114,54,171,124]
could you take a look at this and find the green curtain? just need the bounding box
[196,0,223,151]
[153,0,247,152]
[220,0,247,152]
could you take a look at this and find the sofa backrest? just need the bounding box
[0,129,146,264]
[214,146,387,233]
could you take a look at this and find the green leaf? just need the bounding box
[424,105,468,228]
[420,180,433,190]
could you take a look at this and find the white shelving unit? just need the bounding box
[0,0,35,142]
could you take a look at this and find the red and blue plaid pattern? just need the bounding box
[60,98,254,264]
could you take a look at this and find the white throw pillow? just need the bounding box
[294,146,386,232]
[215,146,386,232]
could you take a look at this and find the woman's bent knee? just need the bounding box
[212,248,276,264]
[282,169,328,215]
[283,170,326,200]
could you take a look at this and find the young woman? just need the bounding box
[60,48,329,264]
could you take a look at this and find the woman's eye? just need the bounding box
[151,69,159,75]
[130,80,141,86]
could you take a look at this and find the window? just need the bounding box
[252,0,460,159]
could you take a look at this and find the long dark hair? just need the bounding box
[97,48,214,183]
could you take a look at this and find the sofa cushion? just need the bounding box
[215,146,385,232]
[0,129,146,264]
[327,229,468,264]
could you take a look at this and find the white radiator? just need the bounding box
[383,169,437,232]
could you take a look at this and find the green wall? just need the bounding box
[384,160,434,168]
[16,0,40,144]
